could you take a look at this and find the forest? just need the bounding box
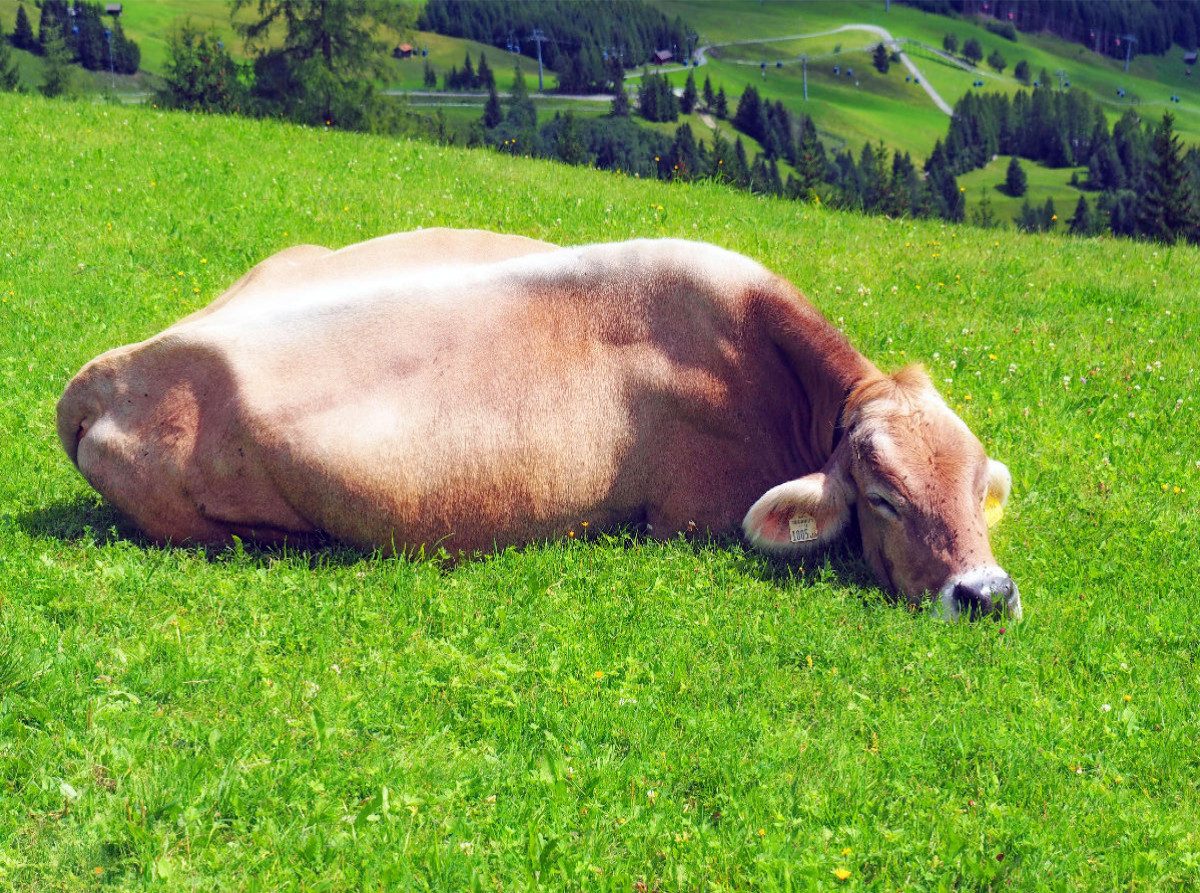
[900,0,1200,60]
[417,0,693,94]
[13,0,139,75]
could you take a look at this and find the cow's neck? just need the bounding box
[758,288,878,471]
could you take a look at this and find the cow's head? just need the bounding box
[743,366,1020,621]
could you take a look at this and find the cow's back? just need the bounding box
[59,232,863,552]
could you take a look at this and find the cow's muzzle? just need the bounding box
[939,567,1021,622]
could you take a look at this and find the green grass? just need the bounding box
[4,91,1200,891]
[958,156,1091,230]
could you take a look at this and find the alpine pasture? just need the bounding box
[1,91,1198,890]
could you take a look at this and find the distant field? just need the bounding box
[958,156,1091,230]
[3,90,1200,890]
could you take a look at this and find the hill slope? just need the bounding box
[2,92,1199,890]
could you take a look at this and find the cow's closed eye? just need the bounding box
[866,491,900,521]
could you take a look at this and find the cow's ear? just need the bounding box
[984,459,1011,529]
[742,441,855,555]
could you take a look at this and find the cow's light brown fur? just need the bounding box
[59,229,1017,615]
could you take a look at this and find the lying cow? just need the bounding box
[58,228,1020,620]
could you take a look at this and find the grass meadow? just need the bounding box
[2,91,1199,890]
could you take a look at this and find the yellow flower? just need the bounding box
[834,867,851,881]
[842,847,852,855]
[593,670,604,680]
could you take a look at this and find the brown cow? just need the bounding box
[58,229,1020,620]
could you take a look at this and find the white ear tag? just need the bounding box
[789,515,818,543]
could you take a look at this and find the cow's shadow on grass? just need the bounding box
[13,494,130,547]
[16,497,891,602]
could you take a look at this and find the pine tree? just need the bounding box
[680,69,697,114]
[1014,199,1039,232]
[962,38,983,66]
[1136,112,1198,244]
[943,32,959,55]
[477,53,494,91]
[39,28,73,98]
[609,65,630,117]
[1005,156,1027,196]
[423,59,436,88]
[702,74,714,110]
[714,85,727,119]
[987,49,1006,72]
[1013,59,1030,84]
[555,112,587,165]
[1068,195,1096,236]
[483,83,502,127]
[970,188,997,228]
[506,63,536,130]
[0,34,18,91]
[1042,197,1058,230]
[872,43,890,74]
[12,4,37,52]
[232,0,413,130]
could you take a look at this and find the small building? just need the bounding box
[652,49,673,65]
[393,43,414,59]
[1184,50,1198,65]
[105,3,122,15]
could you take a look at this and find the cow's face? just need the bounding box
[743,366,1020,621]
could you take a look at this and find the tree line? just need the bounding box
[5,0,140,88]
[466,63,967,226]
[937,87,1200,242]
[417,0,693,95]
[901,0,1200,60]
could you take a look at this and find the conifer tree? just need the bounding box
[680,69,697,114]
[483,83,502,127]
[1005,156,1027,196]
[714,85,727,119]
[477,53,494,90]
[39,28,73,98]
[1136,112,1198,244]
[1068,195,1096,236]
[1042,197,1057,230]
[609,65,630,117]
[872,43,890,74]
[0,34,18,92]
[702,74,714,110]
[12,4,37,52]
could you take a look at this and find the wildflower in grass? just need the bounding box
[1101,703,1111,712]
[593,670,604,680]
[834,867,852,881]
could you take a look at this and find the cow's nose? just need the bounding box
[943,570,1019,621]
[953,580,995,618]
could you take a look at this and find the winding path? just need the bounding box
[696,22,954,116]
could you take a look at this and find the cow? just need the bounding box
[57,228,1020,620]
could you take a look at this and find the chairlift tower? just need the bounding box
[528,28,546,91]
[1055,68,1067,89]
[1118,33,1136,72]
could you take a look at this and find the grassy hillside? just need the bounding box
[2,92,1200,891]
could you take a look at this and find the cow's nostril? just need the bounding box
[953,582,994,619]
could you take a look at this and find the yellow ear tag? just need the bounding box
[984,494,1005,529]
